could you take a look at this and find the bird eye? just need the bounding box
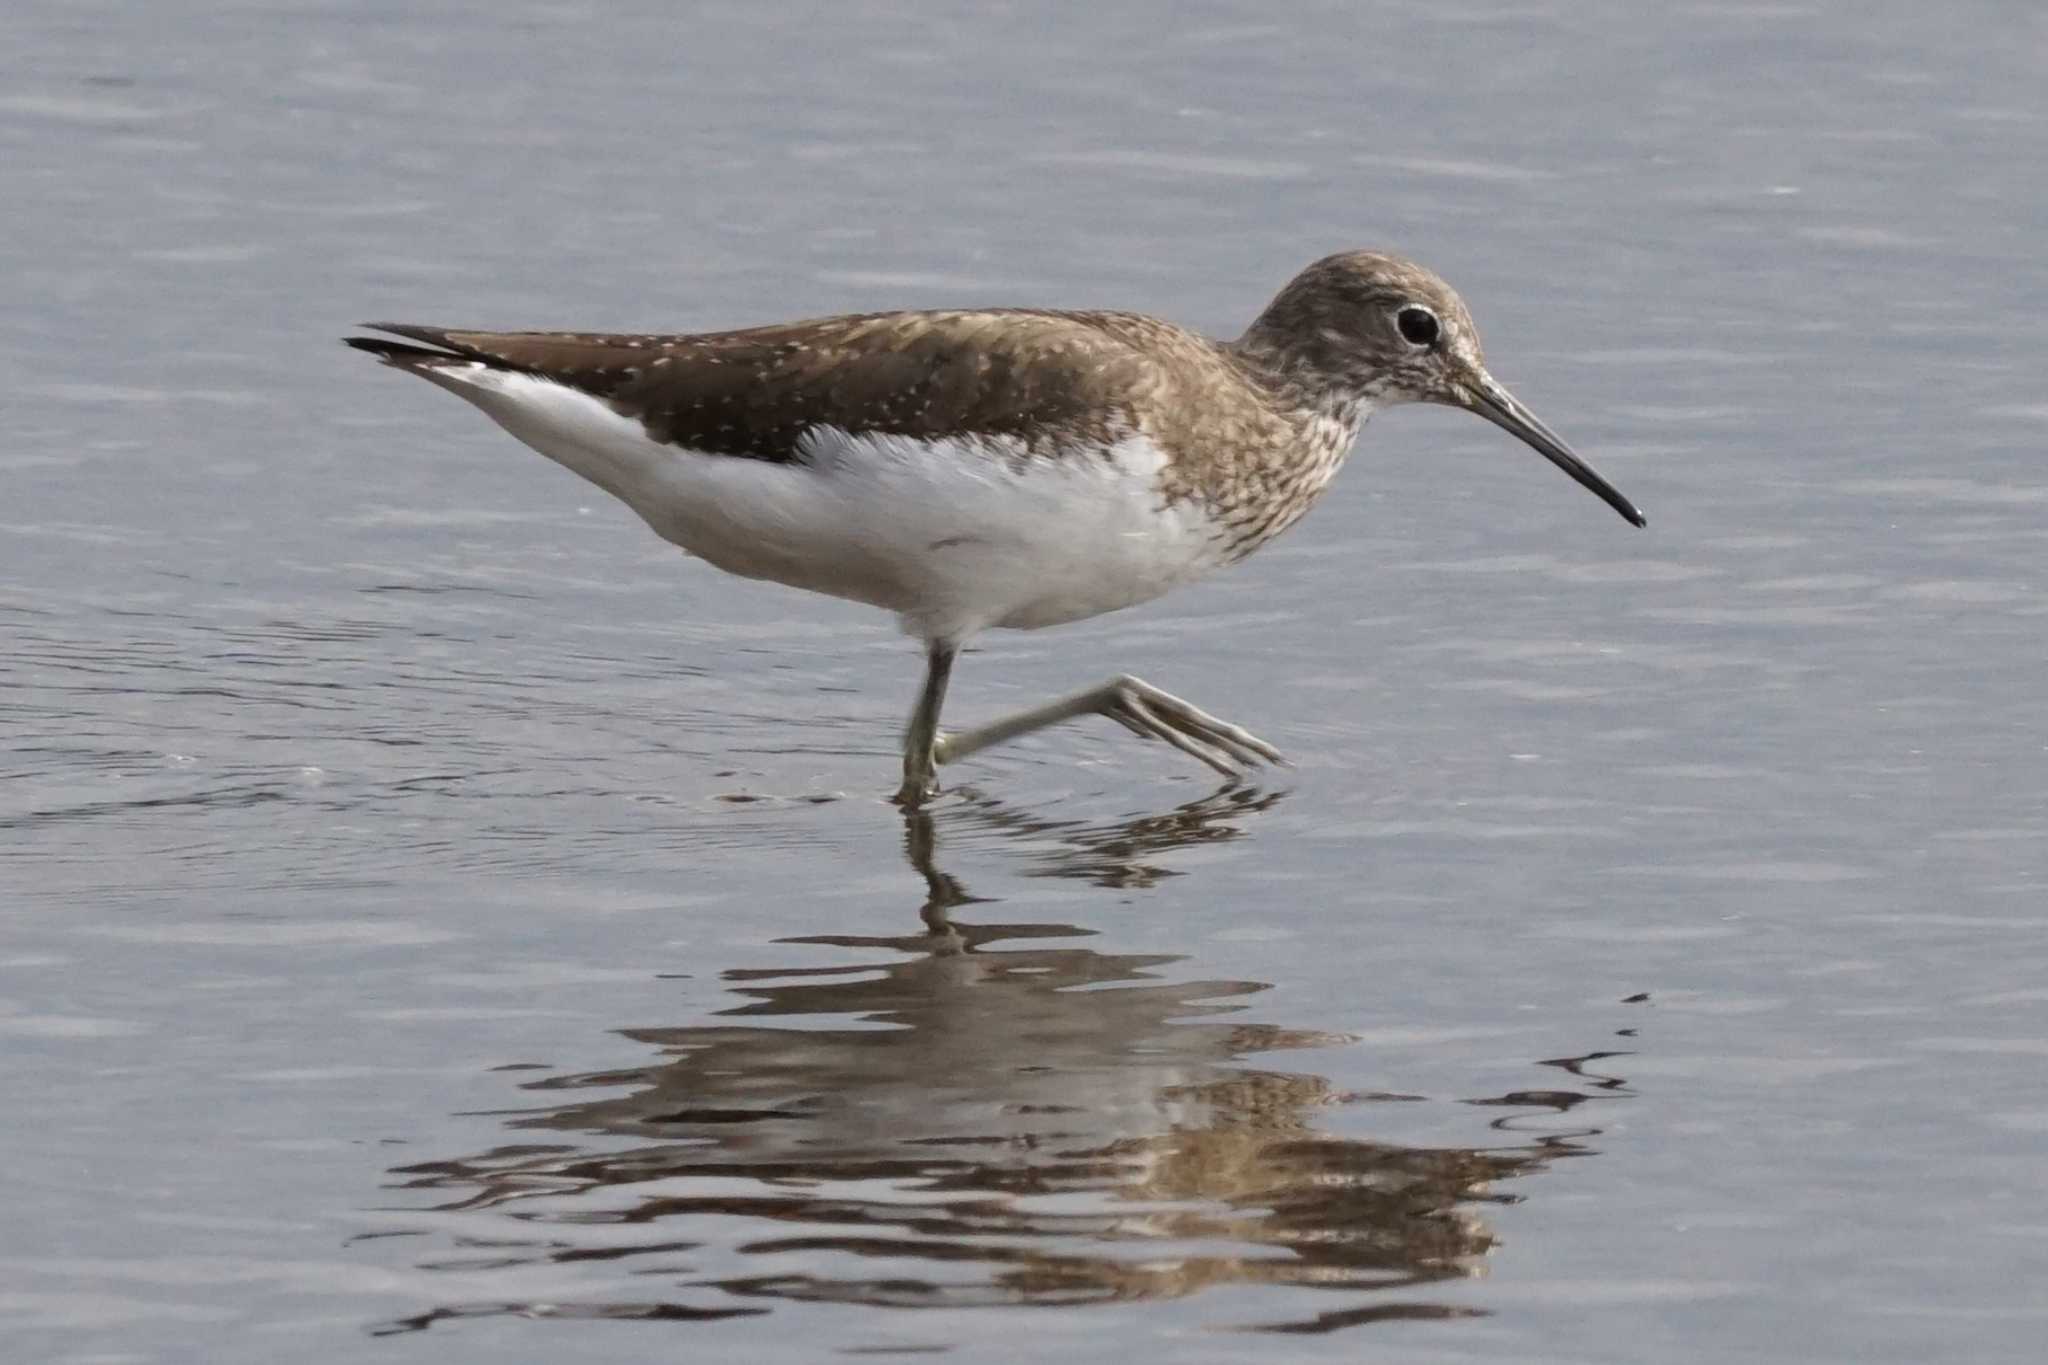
[1396,306,1440,347]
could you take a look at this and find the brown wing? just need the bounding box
[349,311,1186,462]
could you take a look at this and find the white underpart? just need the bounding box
[428,365,1229,642]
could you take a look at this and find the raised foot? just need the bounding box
[1094,674,1286,778]
[912,670,1285,791]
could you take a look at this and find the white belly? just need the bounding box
[435,367,1228,642]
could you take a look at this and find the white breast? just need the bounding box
[429,366,1229,642]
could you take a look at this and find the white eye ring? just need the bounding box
[1395,306,1440,348]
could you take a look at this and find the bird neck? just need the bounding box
[1226,330,1374,451]
[1164,334,1372,564]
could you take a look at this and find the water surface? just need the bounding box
[5,2,2047,1361]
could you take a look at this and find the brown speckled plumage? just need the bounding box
[362,311,1156,461]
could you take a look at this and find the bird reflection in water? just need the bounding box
[377,788,1628,1336]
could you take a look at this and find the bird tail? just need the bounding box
[343,324,491,371]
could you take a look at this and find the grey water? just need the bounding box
[5,1,2047,1361]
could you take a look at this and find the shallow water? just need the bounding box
[6,1,2048,1361]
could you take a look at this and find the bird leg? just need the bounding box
[896,639,957,805]
[928,670,1285,784]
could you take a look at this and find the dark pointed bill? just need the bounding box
[1466,375,1646,528]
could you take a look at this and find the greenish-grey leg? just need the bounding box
[933,673,1285,780]
[895,639,957,805]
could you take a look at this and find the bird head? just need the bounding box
[1240,251,1646,528]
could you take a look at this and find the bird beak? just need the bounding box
[1463,371,1646,528]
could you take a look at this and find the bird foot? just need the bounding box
[1093,675,1286,777]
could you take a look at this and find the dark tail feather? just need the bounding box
[344,324,489,369]
[344,335,454,365]
[359,322,473,350]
